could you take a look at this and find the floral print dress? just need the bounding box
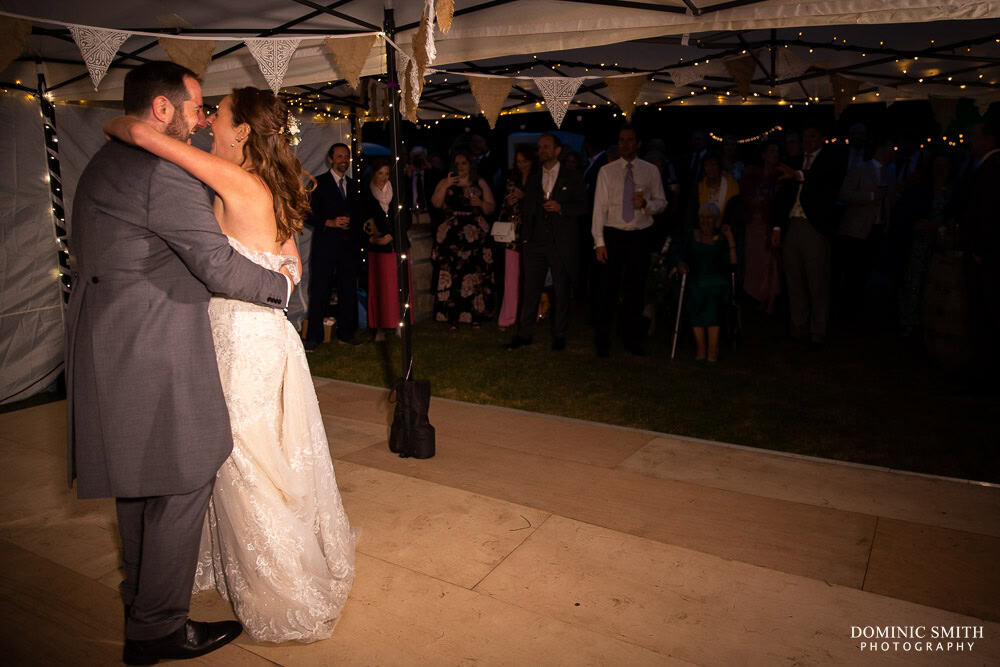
[432,183,495,325]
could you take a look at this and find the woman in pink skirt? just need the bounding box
[362,159,409,341]
[497,147,537,328]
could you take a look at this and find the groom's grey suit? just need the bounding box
[65,139,288,639]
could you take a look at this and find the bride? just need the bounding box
[105,88,355,643]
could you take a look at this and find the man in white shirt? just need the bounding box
[836,140,894,319]
[591,126,667,357]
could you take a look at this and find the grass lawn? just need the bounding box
[306,305,1000,484]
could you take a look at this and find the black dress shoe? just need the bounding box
[505,335,532,351]
[551,337,566,351]
[303,340,320,351]
[123,619,243,665]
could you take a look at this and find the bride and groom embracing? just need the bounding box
[65,61,355,664]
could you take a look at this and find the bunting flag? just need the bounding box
[878,86,897,103]
[928,95,959,131]
[467,75,512,128]
[68,26,131,90]
[159,38,215,78]
[604,74,645,121]
[414,0,436,79]
[0,16,31,74]
[723,53,756,99]
[324,34,377,90]
[366,78,390,119]
[245,38,301,93]
[398,52,424,123]
[776,47,812,80]
[533,77,584,128]
[975,97,996,117]
[667,66,704,89]
[437,0,455,33]
[829,73,859,118]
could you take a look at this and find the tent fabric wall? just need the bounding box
[0,90,62,403]
[0,77,348,402]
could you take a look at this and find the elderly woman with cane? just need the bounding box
[677,203,738,364]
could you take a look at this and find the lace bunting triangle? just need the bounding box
[245,38,302,93]
[68,26,131,90]
[667,66,705,89]
[533,77,583,128]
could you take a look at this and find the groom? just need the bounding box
[65,61,292,664]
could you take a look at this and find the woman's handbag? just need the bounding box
[490,221,516,244]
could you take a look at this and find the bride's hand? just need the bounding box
[103,116,150,147]
[279,235,303,279]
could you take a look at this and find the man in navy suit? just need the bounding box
[305,142,362,348]
[506,133,587,351]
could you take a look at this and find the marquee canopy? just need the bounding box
[1,0,998,116]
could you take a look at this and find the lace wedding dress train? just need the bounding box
[194,237,355,643]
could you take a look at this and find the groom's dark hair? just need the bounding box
[123,61,198,116]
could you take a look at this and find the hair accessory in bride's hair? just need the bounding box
[281,111,301,147]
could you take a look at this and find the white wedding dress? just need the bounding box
[193,237,356,643]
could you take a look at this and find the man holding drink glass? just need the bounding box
[591,125,667,357]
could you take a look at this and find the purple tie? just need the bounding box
[622,163,635,223]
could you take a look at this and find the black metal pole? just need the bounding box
[383,6,412,380]
[36,65,72,306]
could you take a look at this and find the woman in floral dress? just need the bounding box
[430,149,497,328]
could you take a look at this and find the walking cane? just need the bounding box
[671,272,687,360]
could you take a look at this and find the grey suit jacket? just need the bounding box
[838,160,893,240]
[66,140,289,499]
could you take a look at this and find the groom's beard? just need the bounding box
[165,114,192,141]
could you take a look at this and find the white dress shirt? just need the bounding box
[541,161,560,198]
[329,168,349,195]
[591,157,667,247]
[789,147,821,220]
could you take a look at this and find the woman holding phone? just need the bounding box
[430,149,496,329]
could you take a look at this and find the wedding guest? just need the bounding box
[496,147,537,329]
[773,125,846,347]
[430,149,496,329]
[592,125,667,357]
[677,203,737,363]
[506,134,586,352]
[897,151,957,337]
[741,141,783,313]
[361,159,409,341]
[835,139,895,321]
[694,153,740,222]
[304,142,362,349]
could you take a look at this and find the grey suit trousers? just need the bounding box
[784,217,831,341]
[116,480,213,640]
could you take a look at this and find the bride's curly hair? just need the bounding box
[230,87,315,242]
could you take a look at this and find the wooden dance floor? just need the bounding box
[2,377,998,665]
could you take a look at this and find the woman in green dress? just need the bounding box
[678,203,737,363]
